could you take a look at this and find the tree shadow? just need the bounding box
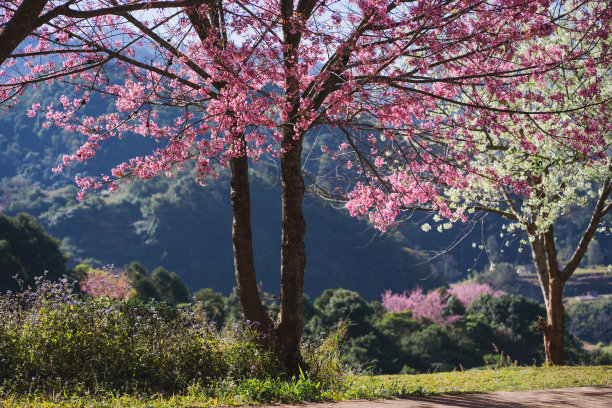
[398,386,612,408]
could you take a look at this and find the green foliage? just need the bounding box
[193,288,227,327]
[567,298,612,344]
[151,267,191,305]
[373,311,420,340]
[301,329,347,393]
[467,293,545,364]
[312,288,374,335]
[123,262,190,305]
[0,281,217,393]
[401,324,484,371]
[304,288,548,374]
[0,277,346,401]
[0,213,67,292]
[235,374,322,404]
[307,288,406,373]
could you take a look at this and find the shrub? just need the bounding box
[466,293,544,364]
[0,277,345,399]
[566,297,612,344]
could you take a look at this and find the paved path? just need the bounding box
[247,385,612,407]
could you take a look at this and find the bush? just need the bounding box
[467,293,544,364]
[566,298,612,344]
[0,277,346,399]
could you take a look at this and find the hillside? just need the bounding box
[2,164,455,298]
[1,80,611,299]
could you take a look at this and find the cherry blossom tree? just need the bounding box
[342,1,611,365]
[1,0,609,370]
[382,288,462,325]
[448,282,504,307]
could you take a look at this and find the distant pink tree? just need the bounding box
[79,269,133,300]
[448,282,505,307]
[382,288,461,326]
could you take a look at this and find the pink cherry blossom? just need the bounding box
[382,288,463,326]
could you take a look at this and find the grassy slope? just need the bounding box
[2,366,611,407]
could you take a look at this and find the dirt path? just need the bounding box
[248,385,612,407]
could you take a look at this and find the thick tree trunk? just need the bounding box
[0,0,48,66]
[229,153,273,334]
[276,127,306,374]
[273,0,309,374]
[530,228,566,365]
[186,3,274,333]
[229,131,307,374]
[542,278,565,365]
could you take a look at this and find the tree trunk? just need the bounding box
[229,131,306,374]
[530,228,566,366]
[229,152,273,334]
[276,127,306,374]
[0,0,48,66]
[541,278,565,365]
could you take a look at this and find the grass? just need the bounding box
[572,267,611,275]
[1,366,610,407]
[345,365,612,399]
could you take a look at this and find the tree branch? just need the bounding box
[0,0,49,65]
[561,178,612,281]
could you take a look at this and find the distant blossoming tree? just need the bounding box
[341,1,612,364]
[79,269,133,300]
[382,288,462,326]
[448,282,505,308]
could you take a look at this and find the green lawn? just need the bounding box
[1,366,610,407]
[345,365,612,399]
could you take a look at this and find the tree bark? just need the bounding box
[229,152,273,334]
[530,228,566,365]
[524,179,612,366]
[541,277,565,365]
[0,0,49,66]
[276,126,306,373]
